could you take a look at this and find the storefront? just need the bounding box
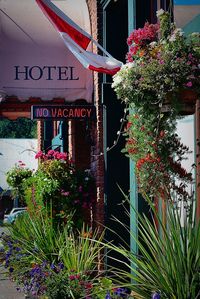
[0,0,98,225]
[1,0,199,254]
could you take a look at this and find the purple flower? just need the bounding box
[114,287,129,298]
[58,262,64,270]
[152,292,161,299]
[105,292,112,299]
[15,247,21,252]
[9,267,14,273]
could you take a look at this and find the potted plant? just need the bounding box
[6,161,33,206]
[24,149,95,229]
[113,10,200,116]
[112,10,199,199]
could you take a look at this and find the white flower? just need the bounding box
[112,74,123,88]
[169,28,184,42]
[174,28,184,36]
[191,32,200,37]
[156,9,165,17]
[169,34,176,42]
[126,62,136,68]
[149,41,157,48]
[120,62,135,70]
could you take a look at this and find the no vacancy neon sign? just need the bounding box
[31,105,96,120]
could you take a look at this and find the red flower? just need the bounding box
[127,22,159,47]
[85,282,93,289]
[47,150,55,156]
[35,151,44,159]
[69,275,76,280]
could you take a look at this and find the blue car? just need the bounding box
[3,208,27,224]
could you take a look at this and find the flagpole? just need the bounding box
[91,39,114,58]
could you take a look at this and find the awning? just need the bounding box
[0,0,93,103]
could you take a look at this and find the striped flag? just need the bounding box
[36,0,123,75]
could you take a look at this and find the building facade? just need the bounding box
[1,0,199,249]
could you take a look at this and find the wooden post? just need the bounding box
[196,99,200,221]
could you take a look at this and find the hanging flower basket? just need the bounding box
[161,89,198,116]
[112,9,199,199]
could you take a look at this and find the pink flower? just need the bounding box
[58,152,67,160]
[69,275,76,280]
[35,151,44,159]
[126,53,134,62]
[188,53,193,59]
[47,150,55,156]
[185,81,193,87]
[127,22,159,46]
[130,45,139,55]
[53,151,68,160]
[61,191,70,196]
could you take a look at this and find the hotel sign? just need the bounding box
[0,0,93,102]
[31,105,96,120]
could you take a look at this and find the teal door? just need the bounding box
[51,121,68,153]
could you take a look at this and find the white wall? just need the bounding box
[0,139,38,190]
[176,115,195,175]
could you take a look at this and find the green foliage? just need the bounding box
[92,277,113,299]
[123,112,192,199]
[105,193,200,299]
[45,271,94,299]
[8,207,105,273]
[45,271,72,299]
[6,150,95,229]
[25,157,93,228]
[157,10,172,40]
[59,225,105,274]
[9,207,66,264]
[0,118,37,138]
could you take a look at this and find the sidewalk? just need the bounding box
[0,226,25,299]
[0,267,24,299]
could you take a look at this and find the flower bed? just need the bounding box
[6,150,95,229]
[0,224,131,299]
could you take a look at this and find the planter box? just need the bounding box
[161,90,198,116]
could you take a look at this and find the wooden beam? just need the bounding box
[0,97,66,120]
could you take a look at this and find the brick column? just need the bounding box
[37,120,44,151]
[87,0,105,230]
